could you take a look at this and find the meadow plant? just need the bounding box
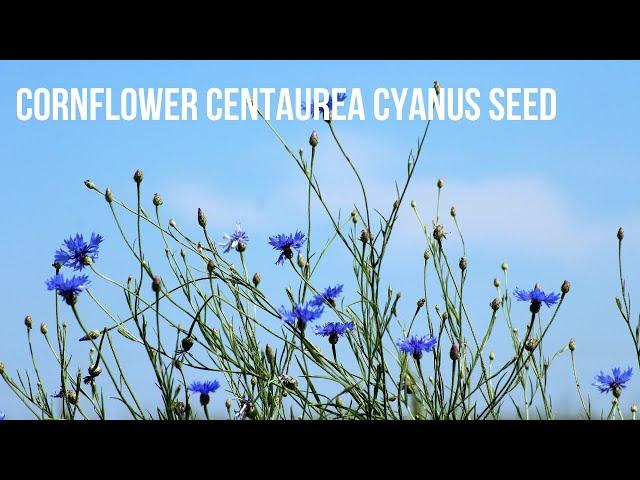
[0,86,635,420]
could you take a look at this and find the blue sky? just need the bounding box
[1,60,639,419]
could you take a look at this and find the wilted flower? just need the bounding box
[397,335,438,360]
[54,233,103,271]
[309,284,344,308]
[594,367,633,398]
[268,231,306,265]
[314,321,354,344]
[46,274,91,305]
[514,286,561,313]
[220,224,249,253]
[189,380,220,406]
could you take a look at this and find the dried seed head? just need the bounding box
[197,208,207,228]
[493,278,500,288]
[151,275,162,293]
[568,338,576,351]
[525,338,539,352]
[617,227,624,241]
[309,130,319,147]
[24,315,33,329]
[252,272,261,287]
[450,206,456,218]
[449,344,460,361]
[133,169,144,184]
[459,256,468,271]
[433,224,446,243]
[104,187,113,203]
[437,178,444,189]
[501,262,509,271]
[40,323,48,335]
[84,179,96,190]
[153,193,163,206]
[561,280,571,294]
[490,297,501,312]
[181,336,194,352]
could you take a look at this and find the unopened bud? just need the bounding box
[181,336,194,352]
[493,278,500,288]
[82,255,93,266]
[631,404,638,413]
[153,193,163,206]
[24,315,32,329]
[417,298,425,309]
[437,178,444,189]
[350,210,358,223]
[424,249,431,261]
[410,200,417,208]
[266,344,275,364]
[525,338,539,352]
[225,398,232,410]
[297,253,307,269]
[309,130,319,147]
[169,219,177,228]
[568,338,576,351]
[441,311,449,321]
[197,208,207,228]
[450,206,456,217]
[489,351,495,361]
[133,169,144,184]
[561,280,571,295]
[40,323,48,335]
[360,228,371,244]
[207,259,215,274]
[79,330,100,342]
[252,272,261,287]
[449,344,460,361]
[490,297,500,312]
[617,227,624,241]
[152,275,162,293]
[459,257,467,271]
[84,179,96,190]
[501,262,508,271]
[104,188,113,203]
[434,80,441,96]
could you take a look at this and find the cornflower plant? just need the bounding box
[0,84,635,420]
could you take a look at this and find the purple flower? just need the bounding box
[268,231,306,265]
[309,284,344,307]
[46,274,91,305]
[303,91,348,120]
[189,380,221,407]
[397,335,437,360]
[314,321,354,344]
[279,302,324,329]
[54,233,103,271]
[514,286,561,312]
[220,224,249,253]
[593,367,633,397]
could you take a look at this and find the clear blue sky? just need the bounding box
[1,60,639,418]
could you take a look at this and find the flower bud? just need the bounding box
[434,80,441,96]
[617,227,624,241]
[24,315,32,329]
[181,336,194,352]
[66,389,78,405]
[631,404,638,413]
[153,193,163,206]
[84,179,96,190]
[82,255,93,266]
[197,208,207,228]
[225,398,232,410]
[449,344,460,361]
[568,338,576,351]
[437,178,444,189]
[173,359,182,371]
[561,280,571,295]
[501,262,508,271]
[252,272,261,287]
[459,257,467,271]
[79,330,100,342]
[489,351,495,361]
[417,298,425,309]
[297,253,307,269]
[251,376,258,387]
[40,323,48,335]
[450,206,456,218]
[152,275,162,293]
[525,338,539,352]
[350,210,358,223]
[441,311,449,321]
[266,344,275,365]
[169,219,177,228]
[0,362,4,374]
[493,278,500,288]
[180,249,186,259]
[490,297,500,312]
[309,130,319,147]
[360,228,371,244]
[410,200,417,208]
[133,169,144,184]
[424,249,431,261]
[104,188,113,203]
[393,199,400,210]
[206,259,215,274]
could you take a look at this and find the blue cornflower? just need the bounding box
[397,335,438,360]
[0,411,5,420]
[593,367,633,398]
[220,224,249,253]
[309,284,344,307]
[314,321,354,344]
[514,285,561,313]
[279,302,324,330]
[268,231,306,265]
[189,380,221,406]
[54,233,103,271]
[303,92,348,120]
[46,274,91,305]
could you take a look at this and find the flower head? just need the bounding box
[314,321,354,344]
[46,274,91,305]
[279,302,324,330]
[514,286,561,312]
[303,92,348,120]
[594,367,633,398]
[189,380,221,407]
[220,224,249,253]
[397,335,437,360]
[268,231,306,265]
[54,233,103,271]
[309,284,344,307]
